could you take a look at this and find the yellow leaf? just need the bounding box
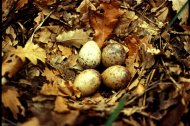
[16,0,28,10]
[11,39,46,65]
[2,53,24,78]
[122,106,146,116]
[139,21,159,35]
[20,117,40,126]
[76,0,96,13]
[37,28,51,43]
[42,67,60,83]
[58,45,72,58]
[40,83,61,96]
[56,29,88,48]
[2,88,25,119]
[54,96,69,113]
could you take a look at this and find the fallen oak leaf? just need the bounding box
[76,0,96,25]
[2,0,15,21]
[58,45,72,58]
[40,83,64,96]
[2,53,24,78]
[16,0,28,10]
[42,67,60,83]
[40,81,81,98]
[42,67,80,98]
[20,117,40,126]
[90,1,124,48]
[11,39,46,65]
[76,0,96,13]
[54,96,69,113]
[124,35,141,77]
[56,29,88,48]
[138,21,160,36]
[2,88,25,119]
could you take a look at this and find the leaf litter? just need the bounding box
[1,0,190,126]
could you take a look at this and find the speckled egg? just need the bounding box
[78,41,101,69]
[102,65,131,90]
[74,69,101,96]
[102,43,126,68]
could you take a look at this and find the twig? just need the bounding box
[105,80,161,125]
[120,6,162,28]
[169,30,190,35]
[2,117,17,126]
[30,10,54,40]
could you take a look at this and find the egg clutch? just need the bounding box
[74,41,131,96]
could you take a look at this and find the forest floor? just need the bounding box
[2,0,190,126]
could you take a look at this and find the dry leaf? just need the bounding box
[58,81,81,98]
[122,106,146,116]
[2,53,24,78]
[2,0,15,21]
[2,88,25,119]
[34,12,44,26]
[35,27,51,43]
[34,0,56,6]
[125,36,141,76]
[114,10,138,35]
[42,68,80,98]
[168,0,189,24]
[168,64,182,75]
[20,117,40,126]
[155,7,169,22]
[34,26,61,43]
[106,90,126,106]
[133,83,145,96]
[76,0,96,26]
[123,117,141,126]
[125,36,157,76]
[76,0,96,13]
[56,29,88,48]
[16,0,28,10]
[90,1,124,48]
[40,81,81,98]
[51,111,80,126]
[139,43,156,69]
[58,45,72,58]
[139,21,159,35]
[40,83,63,96]
[11,39,46,65]
[42,67,60,83]
[4,26,18,46]
[54,96,69,113]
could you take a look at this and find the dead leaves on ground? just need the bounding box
[11,39,46,65]
[2,88,25,119]
[2,53,24,78]
[1,0,190,125]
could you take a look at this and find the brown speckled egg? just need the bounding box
[74,69,101,96]
[102,43,126,68]
[102,65,131,90]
